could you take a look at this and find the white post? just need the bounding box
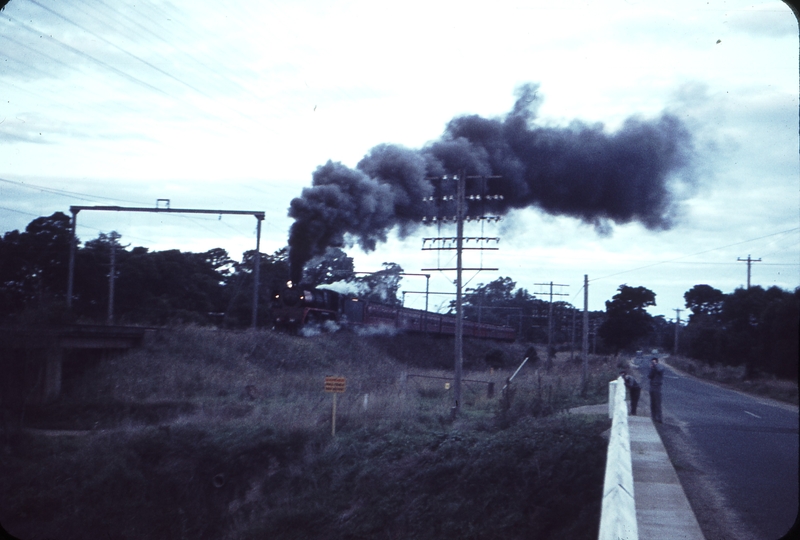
[608,379,617,418]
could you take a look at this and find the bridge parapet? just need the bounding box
[0,325,148,407]
[1,325,147,350]
[598,377,638,540]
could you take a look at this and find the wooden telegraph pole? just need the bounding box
[106,231,124,325]
[534,281,569,371]
[737,255,761,289]
[582,275,589,393]
[673,308,683,356]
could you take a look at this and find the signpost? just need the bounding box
[324,376,346,436]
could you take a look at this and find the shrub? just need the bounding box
[3,327,613,540]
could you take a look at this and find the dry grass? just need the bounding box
[6,327,617,540]
[51,327,615,432]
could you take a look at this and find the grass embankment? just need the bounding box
[2,327,616,540]
[665,355,799,406]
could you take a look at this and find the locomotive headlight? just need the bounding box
[286,281,293,288]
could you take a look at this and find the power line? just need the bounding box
[0,177,150,206]
[0,204,157,244]
[0,177,269,238]
[591,227,800,282]
[2,4,278,139]
[28,0,212,98]
[5,14,169,96]
[0,205,41,218]
[0,180,270,246]
[71,0,238,96]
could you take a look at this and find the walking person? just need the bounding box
[620,369,641,415]
[648,357,665,423]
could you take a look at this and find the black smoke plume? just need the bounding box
[287,83,695,284]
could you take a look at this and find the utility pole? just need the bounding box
[421,173,502,418]
[534,281,569,371]
[67,211,78,306]
[673,308,683,356]
[737,255,761,289]
[106,231,124,325]
[582,275,589,393]
[570,307,576,362]
[454,172,465,418]
[251,217,262,330]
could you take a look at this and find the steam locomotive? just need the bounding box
[271,285,516,341]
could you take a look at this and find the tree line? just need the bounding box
[460,278,797,380]
[0,213,406,327]
[681,283,798,379]
[1,213,797,380]
[0,213,266,326]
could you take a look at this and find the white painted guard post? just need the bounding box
[598,376,638,540]
[608,378,617,418]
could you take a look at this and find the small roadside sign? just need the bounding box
[324,376,346,393]
[324,376,346,437]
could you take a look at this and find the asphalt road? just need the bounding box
[632,359,799,540]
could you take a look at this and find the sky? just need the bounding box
[1,0,798,319]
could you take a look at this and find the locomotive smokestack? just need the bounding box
[287,83,696,282]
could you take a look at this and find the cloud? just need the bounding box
[728,3,798,38]
[0,123,45,144]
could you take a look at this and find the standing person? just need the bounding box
[648,357,665,423]
[620,369,641,415]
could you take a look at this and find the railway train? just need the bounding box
[271,284,516,341]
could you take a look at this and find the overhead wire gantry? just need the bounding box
[66,203,265,328]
